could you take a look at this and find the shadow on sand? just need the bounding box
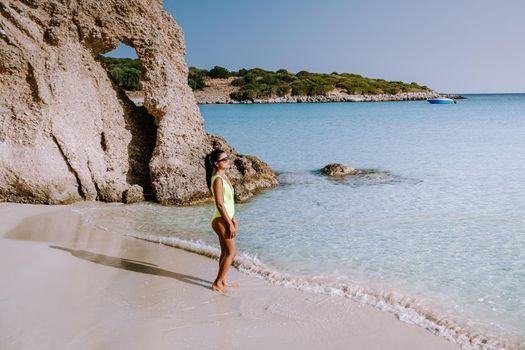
[50,245,212,290]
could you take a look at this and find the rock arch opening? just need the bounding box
[98,43,157,202]
[99,43,142,103]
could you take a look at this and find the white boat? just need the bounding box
[427,97,456,104]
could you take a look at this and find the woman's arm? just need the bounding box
[232,217,238,238]
[213,177,236,238]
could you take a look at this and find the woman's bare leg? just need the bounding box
[216,227,239,288]
[218,235,226,267]
[212,218,237,292]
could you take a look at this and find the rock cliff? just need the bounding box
[0,0,277,205]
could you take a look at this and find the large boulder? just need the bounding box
[0,0,276,205]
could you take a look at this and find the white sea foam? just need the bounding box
[128,232,521,350]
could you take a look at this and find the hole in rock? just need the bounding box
[100,43,141,100]
[98,43,157,201]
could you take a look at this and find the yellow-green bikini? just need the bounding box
[210,174,235,222]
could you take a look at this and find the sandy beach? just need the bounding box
[0,203,462,350]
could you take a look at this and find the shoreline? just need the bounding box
[130,230,523,350]
[0,202,466,350]
[196,91,462,104]
[127,90,464,106]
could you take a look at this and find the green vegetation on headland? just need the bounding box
[190,66,431,102]
[99,57,432,101]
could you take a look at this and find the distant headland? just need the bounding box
[98,57,462,104]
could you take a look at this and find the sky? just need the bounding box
[107,0,525,94]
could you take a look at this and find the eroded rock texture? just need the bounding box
[0,0,276,205]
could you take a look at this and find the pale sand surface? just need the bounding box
[0,203,461,350]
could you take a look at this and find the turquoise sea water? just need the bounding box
[78,95,525,349]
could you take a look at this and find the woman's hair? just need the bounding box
[205,149,226,193]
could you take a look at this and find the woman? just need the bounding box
[205,149,238,293]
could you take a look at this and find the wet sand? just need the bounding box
[0,203,461,349]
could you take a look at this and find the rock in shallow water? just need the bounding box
[320,163,357,177]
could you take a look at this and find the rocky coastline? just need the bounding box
[0,0,277,206]
[196,90,440,104]
[130,89,463,106]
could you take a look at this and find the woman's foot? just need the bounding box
[224,281,239,288]
[212,282,226,294]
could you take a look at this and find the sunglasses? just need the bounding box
[218,156,230,162]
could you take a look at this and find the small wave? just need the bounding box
[340,170,423,187]
[277,171,322,185]
[128,233,520,350]
[277,169,422,187]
